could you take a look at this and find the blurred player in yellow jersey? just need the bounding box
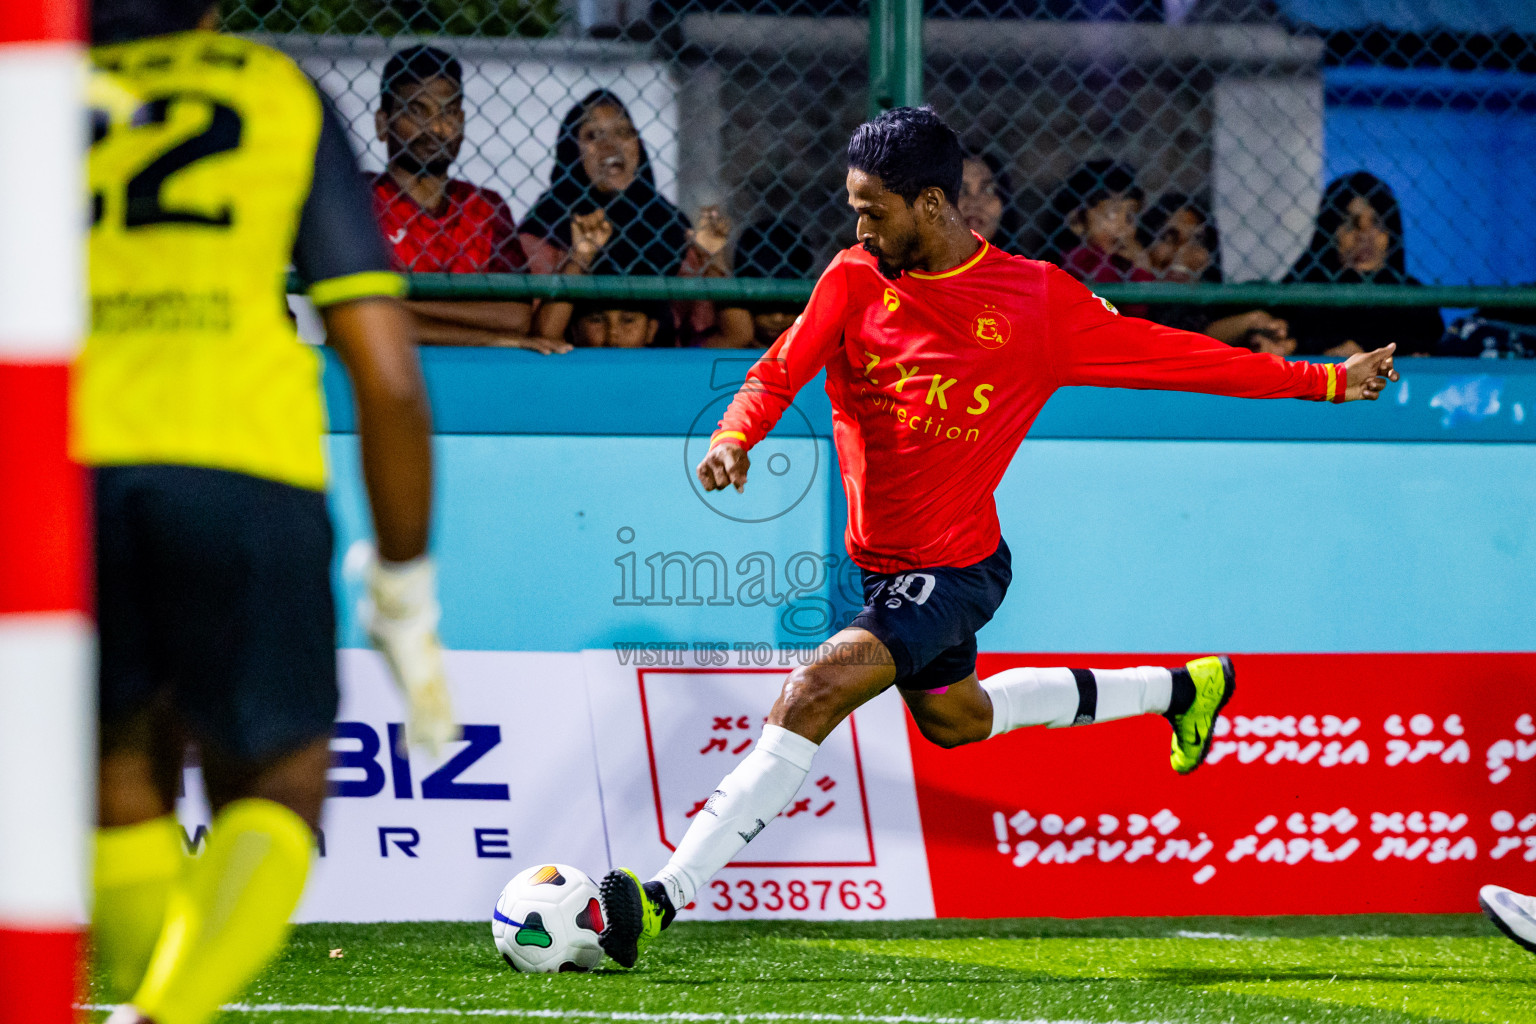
[84,2,455,1021]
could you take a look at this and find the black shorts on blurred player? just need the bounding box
[96,464,338,764]
[849,539,1012,692]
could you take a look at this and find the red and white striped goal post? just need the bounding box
[0,1,92,1022]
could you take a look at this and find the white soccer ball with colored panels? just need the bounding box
[491,863,605,973]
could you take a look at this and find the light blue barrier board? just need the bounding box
[324,351,1536,655]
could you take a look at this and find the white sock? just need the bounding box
[651,724,818,910]
[981,665,1172,738]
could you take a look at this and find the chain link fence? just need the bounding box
[243,0,1536,351]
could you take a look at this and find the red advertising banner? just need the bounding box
[911,653,1536,917]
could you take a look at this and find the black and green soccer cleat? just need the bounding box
[1169,655,1235,775]
[597,869,674,968]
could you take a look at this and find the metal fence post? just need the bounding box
[893,0,923,108]
[867,0,894,118]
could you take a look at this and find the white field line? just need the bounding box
[81,1006,1174,1024]
[1171,930,1398,942]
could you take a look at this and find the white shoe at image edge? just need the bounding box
[1480,884,1536,954]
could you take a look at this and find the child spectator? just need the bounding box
[1052,159,1155,286]
[958,151,1026,255]
[1142,193,1294,355]
[1280,171,1444,357]
[520,90,731,340]
[710,220,817,349]
[569,299,672,349]
[371,45,568,353]
[1144,192,1219,284]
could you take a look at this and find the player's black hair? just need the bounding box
[846,106,964,206]
[380,45,463,114]
[92,0,217,43]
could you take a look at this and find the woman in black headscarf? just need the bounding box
[958,151,1027,255]
[520,89,729,341]
[1280,171,1443,357]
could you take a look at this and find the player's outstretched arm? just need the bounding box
[1045,266,1393,403]
[1339,342,1400,401]
[326,297,457,755]
[697,440,750,493]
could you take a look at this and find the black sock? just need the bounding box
[1166,666,1195,719]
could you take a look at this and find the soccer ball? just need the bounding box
[491,863,605,973]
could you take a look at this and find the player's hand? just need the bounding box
[1341,342,1400,402]
[366,555,459,757]
[500,334,574,355]
[697,441,749,492]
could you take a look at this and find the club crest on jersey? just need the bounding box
[882,288,900,312]
[1094,293,1119,315]
[972,310,1011,349]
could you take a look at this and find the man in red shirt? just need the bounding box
[371,45,568,352]
[596,108,1398,967]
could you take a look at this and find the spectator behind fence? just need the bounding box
[1280,171,1444,358]
[1142,194,1295,356]
[569,298,673,349]
[1051,159,1155,285]
[958,151,1026,255]
[710,220,818,349]
[1047,159,1155,316]
[371,45,569,353]
[520,89,731,340]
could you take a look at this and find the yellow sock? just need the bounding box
[93,816,186,999]
[133,799,313,1024]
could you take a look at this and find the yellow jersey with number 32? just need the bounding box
[80,31,402,491]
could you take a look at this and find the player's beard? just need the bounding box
[863,232,917,280]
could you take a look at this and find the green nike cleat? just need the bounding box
[597,869,674,968]
[1169,655,1235,775]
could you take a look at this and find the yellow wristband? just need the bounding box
[1325,363,1339,403]
[711,430,748,447]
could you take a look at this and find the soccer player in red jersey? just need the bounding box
[596,107,1399,966]
[371,45,569,353]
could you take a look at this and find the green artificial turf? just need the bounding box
[87,914,1534,1023]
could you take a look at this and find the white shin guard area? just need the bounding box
[982,665,1172,738]
[652,724,819,910]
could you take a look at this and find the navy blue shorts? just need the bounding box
[849,540,1012,692]
[96,464,339,765]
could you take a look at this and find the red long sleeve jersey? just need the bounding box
[714,240,1344,573]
